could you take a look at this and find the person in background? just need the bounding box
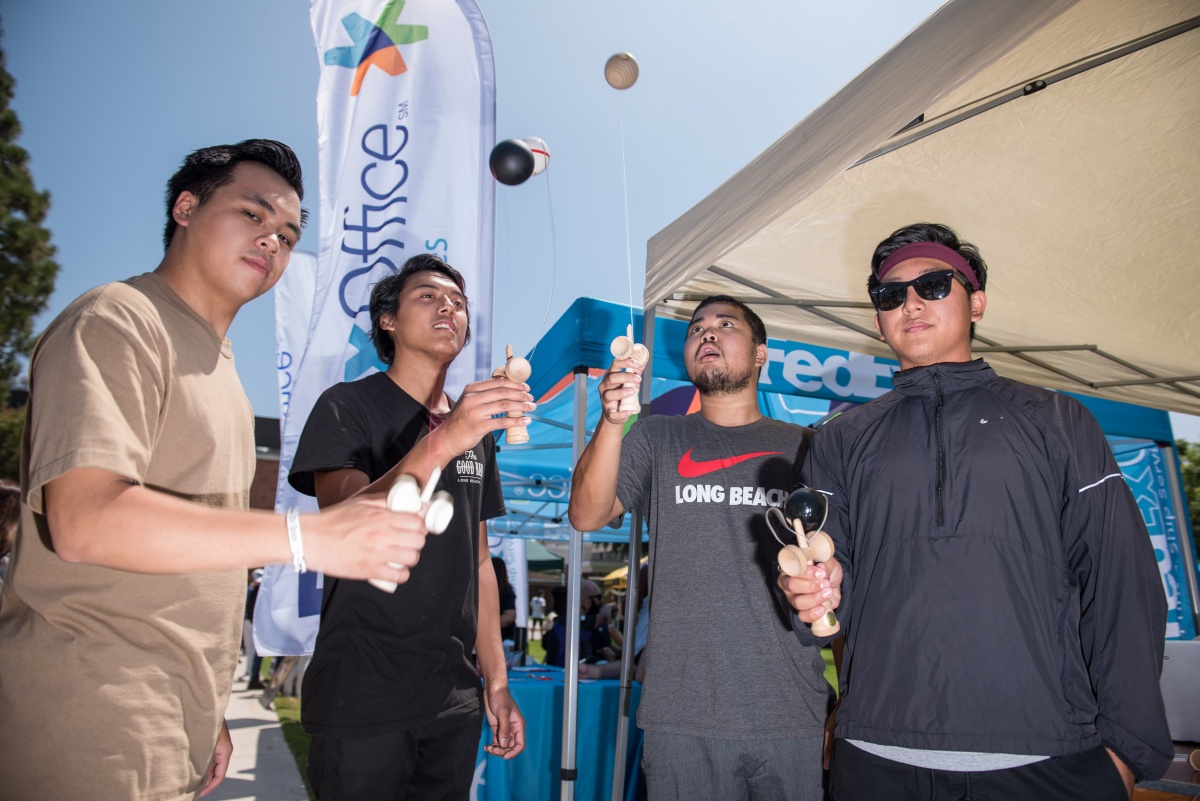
[492,555,517,643]
[529,589,547,638]
[580,564,650,681]
[541,579,613,668]
[242,568,266,689]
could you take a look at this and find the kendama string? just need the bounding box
[618,92,635,333]
[527,168,558,362]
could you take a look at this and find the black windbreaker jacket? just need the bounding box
[797,360,1172,780]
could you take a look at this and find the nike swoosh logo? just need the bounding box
[677,448,784,478]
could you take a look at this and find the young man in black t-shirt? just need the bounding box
[290,254,533,799]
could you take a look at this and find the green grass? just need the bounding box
[526,638,830,690]
[273,697,315,801]
[821,646,839,695]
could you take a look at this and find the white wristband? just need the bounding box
[286,508,307,574]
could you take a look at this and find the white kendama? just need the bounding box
[609,324,648,414]
[371,466,454,593]
[522,136,550,177]
[493,345,532,445]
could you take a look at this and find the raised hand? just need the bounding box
[437,375,536,458]
[599,355,645,426]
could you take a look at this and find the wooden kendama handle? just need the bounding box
[498,344,530,444]
[776,529,840,637]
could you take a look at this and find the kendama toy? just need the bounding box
[766,485,840,637]
[609,324,648,414]
[493,345,532,445]
[370,466,454,593]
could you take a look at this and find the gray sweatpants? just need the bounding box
[642,730,825,801]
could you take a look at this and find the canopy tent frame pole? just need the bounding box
[610,510,643,801]
[608,304,658,800]
[560,368,589,801]
[1161,444,1200,635]
[675,266,1200,403]
[1093,375,1200,389]
[855,15,1200,169]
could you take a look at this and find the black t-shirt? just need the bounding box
[289,372,505,736]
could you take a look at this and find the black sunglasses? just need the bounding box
[869,269,971,312]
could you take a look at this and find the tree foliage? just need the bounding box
[0,28,59,400]
[0,30,57,481]
[0,405,21,482]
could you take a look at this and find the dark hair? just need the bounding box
[868,222,988,339]
[163,139,307,249]
[368,253,472,365]
[690,295,768,347]
[490,556,512,594]
[550,585,569,616]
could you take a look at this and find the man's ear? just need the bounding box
[970,290,987,323]
[380,313,395,333]
[874,313,886,342]
[754,343,767,365]
[172,191,197,229]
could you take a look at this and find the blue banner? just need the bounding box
[1111,439,1195,640]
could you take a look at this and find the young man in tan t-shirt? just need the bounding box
[0,141,492,800]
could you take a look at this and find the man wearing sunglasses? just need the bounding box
[779,222,1171,799]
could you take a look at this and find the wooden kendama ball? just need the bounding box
[604,52,639,90]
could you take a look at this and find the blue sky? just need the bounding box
[3,0,1197,441]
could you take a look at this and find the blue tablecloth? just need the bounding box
[472,668,643,801]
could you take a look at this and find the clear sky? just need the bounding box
[3,0,1197,441]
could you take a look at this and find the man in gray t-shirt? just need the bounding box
[569,296,843,801]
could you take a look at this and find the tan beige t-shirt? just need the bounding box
[0,273,254,801]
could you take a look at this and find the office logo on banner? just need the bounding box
[252,0,495,656]
[324,0,430,95]
[324,0,429,383]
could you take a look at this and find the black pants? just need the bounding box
[830,740,1129,801]
[307,710,482,801]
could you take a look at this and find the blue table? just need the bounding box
[472,668,643,801]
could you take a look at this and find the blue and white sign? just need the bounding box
[256,0,497,656]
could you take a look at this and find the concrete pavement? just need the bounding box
[205,666,309,801]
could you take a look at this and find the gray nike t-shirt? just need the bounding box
[617,413,829,739]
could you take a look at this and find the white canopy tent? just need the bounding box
[643,0,1200,415]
